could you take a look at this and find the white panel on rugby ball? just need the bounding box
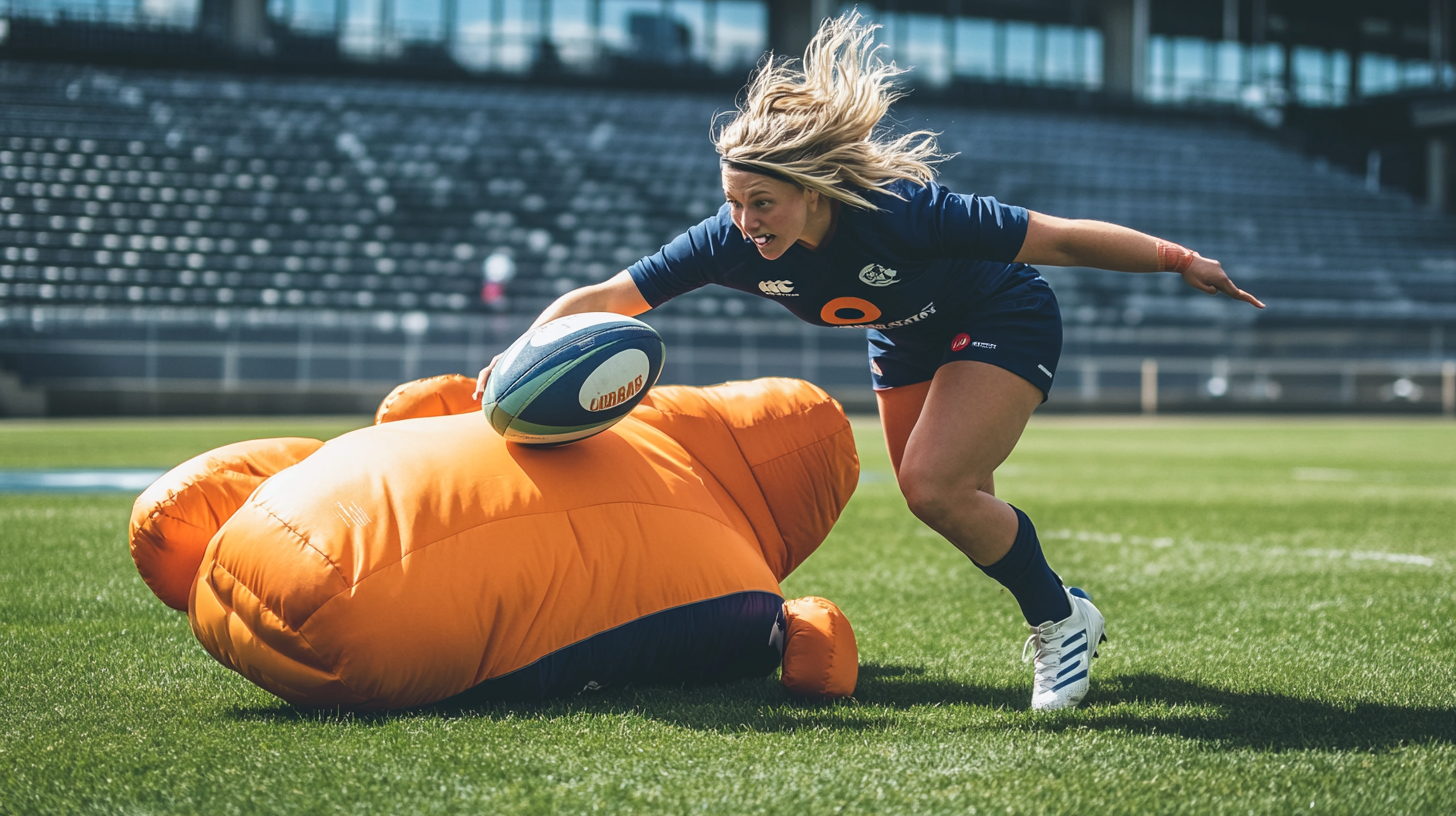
[481,313,665,445]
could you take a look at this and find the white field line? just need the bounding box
[1291,467,1410,482]
[912,525,1437,568]
[1292,467,1362,482]
[1038,528,1437,568]
[1291,467,1456,484]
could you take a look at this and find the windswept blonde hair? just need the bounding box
[713,11,946,210]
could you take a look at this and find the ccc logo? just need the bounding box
[820,297,882,326]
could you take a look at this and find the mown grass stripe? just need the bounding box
[0,416,1452,815]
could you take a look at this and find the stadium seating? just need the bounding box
[0,60,1452,411]
[0,61,728,316]
[2,60,1453,325]
[922,105,1456,330]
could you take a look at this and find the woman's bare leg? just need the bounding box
[879,360,1103,711]
[877,379,995,498]
[886,361,1042,566]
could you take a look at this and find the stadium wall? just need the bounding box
[4,305,1453,417]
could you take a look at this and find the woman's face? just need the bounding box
[721,167,819,261]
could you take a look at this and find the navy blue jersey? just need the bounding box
[628,178,1040,331]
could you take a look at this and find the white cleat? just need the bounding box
[1023,587,1106,711]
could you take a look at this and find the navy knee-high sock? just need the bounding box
[976,506,1071,626]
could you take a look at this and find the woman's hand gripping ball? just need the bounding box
[473,354,501,401]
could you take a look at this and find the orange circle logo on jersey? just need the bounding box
[820,297,882,326]
[950,333,970,351]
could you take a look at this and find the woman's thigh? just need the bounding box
[875,380,930,478]
[895,360,1044,496]
[878,380,1001,497]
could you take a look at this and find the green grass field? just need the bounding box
[2,415,1453,815]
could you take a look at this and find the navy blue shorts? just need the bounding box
[867,277,1062,400]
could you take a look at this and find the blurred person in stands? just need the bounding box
[475,12,1263,710]
[481,249,515,310]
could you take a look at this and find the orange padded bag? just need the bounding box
[781,596,858,698]
[373,373,479,424]
[129,438,323,611]
[156,377,858,710]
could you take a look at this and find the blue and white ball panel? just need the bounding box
[482,313,665,445]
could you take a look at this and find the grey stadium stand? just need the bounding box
[1,61,1453,414]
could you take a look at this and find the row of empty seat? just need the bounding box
[1,59,1454,337]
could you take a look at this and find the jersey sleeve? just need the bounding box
[627,209,736,308]
[921,182,1029,263]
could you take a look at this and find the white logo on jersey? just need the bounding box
[859,263,900,287]
[758,279,798,296]
[846,302,937,331]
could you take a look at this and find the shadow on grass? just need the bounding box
[228,664,1455,752]
[1066,671,1456,752]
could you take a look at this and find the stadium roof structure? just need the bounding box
[764,1,1450,56]
[865,0,1452,58]
[4,0,1449,70]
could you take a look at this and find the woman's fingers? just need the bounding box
[1207,270,1265,308]
[1182,261,1265,309]
[473,365,491,400]
[1223,280,1266,308]
[474,354,504,400]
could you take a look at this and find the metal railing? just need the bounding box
[1109,355,1455,415]
[2,306,1453,415]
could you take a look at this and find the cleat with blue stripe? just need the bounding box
[1022,587,1106,711]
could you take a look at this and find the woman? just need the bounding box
[475,13,1262,710]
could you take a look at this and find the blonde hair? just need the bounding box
[713,11,946,210]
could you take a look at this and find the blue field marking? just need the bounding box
[0,470,165,493]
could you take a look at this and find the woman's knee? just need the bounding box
[897,461,988,526]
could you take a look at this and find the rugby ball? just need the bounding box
[482,313,666,445]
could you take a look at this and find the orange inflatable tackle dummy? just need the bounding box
[129,376,860,710]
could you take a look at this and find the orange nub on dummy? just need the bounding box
[129,437,323,611]
[130,377,859,710]
[374,373,480,424]
[781,596,858,698]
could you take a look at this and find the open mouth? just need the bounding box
[752,234,775,248]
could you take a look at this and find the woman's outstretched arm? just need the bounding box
[1014,211,1265,309]
[473,270,653,398]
